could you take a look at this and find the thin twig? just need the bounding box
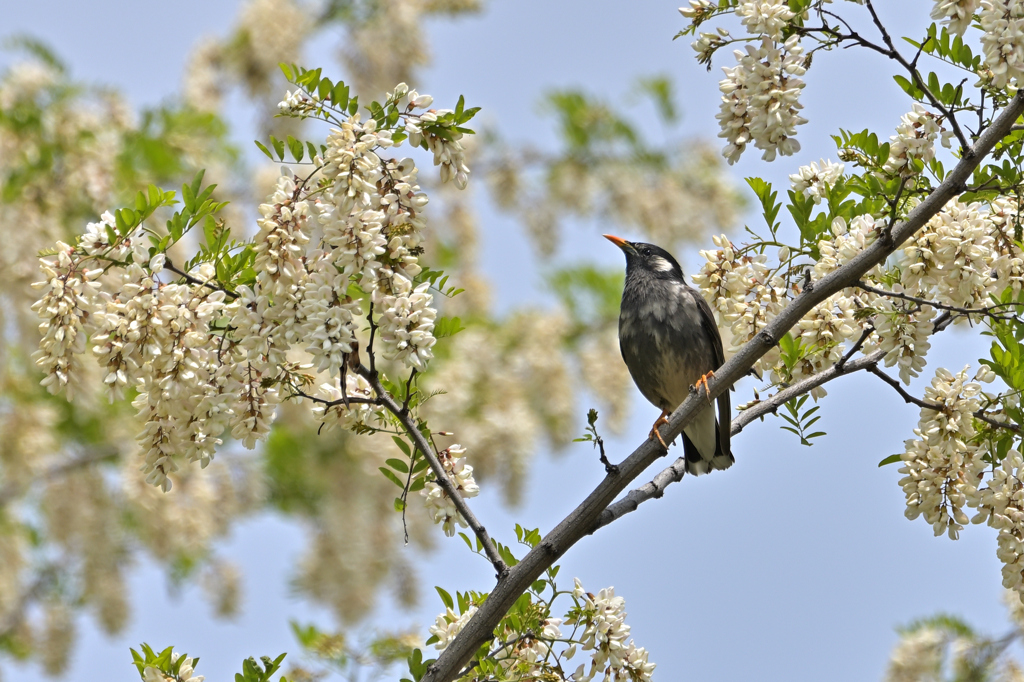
[164,259,239,300]
[836,325,874,371]
[863,0,972,153]
[868,364,1022,432]
[367,303,377,374]
[866,364,934,409]
[857,281,1023,320]
[358,365,508,578]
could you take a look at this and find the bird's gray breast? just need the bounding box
[618,280,717,411]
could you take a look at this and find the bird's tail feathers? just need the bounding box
[682,421,734,476]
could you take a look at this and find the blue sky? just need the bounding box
[1,1,1015,681]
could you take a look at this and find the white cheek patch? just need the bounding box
[650,256,674,272]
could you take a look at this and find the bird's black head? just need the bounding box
[603,234,684,280]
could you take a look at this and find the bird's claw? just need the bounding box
[649,412,670,450]
[695,371,715,404]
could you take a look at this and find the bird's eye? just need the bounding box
[640,247,652,257]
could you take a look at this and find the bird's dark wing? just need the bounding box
[688,287,732,462]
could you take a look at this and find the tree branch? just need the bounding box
[857,281,1022,320]
[420,87,1024,682]
[593,348,886,531]
[357,365,508,578]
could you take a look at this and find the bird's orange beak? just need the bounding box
[603,234,630,250]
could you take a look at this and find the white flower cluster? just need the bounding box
[899,366,984,540]
[717,36,807,164]
[873,296,935,384]
[30,246,102,401]
[980,0,1024,89]
[735,0,796,40]
[491,617,565,675]
[790,159,844,204]
[143,652,204,682]
[691,27,733,65]
[694,235,788,377]
[427,577,654,682]
[420,444,479,536]
[568,579,656,682]
[973,449,1024,595]
[428,604,478,650]
[884,627,946,682]
[812,214,879,281]
[896,365,1024,599]
[374,274,437,370]
[31,84,469,491]
[882,104,953,178]
[932,0,981,35]
[394,82,471,190]
[678,0,713,19]
[903,199,1011,310]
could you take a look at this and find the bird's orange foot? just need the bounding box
[649,411,670,450]
[695,371,715,404]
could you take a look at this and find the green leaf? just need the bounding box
[286,135,304,162]
[379,467,405,488]
[270,135,285,160]
[392,436,412,456]
[386,458,409,473]
[435,586,454,610]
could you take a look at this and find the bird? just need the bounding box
[604,234,733,475]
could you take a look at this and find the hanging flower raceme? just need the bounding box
[980,0,1024,90]
[716,35,808,164]
[899,366,985,540]
[882,104,952,179]
[420,444,479,537]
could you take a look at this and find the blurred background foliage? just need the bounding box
[0,0,742,677]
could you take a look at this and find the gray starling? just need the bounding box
[605,234,733,475]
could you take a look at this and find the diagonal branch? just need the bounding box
[357,365,508,578]
[420,87,1024,682]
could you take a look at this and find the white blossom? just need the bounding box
[735,0,795,39]
[790,159,844,204]
[932,0,981,35]
[421,444,479,536]
[429,605,477,650]
[899,366,985,540]
[883,104,952,178]
[716,36,807,164]
[30,245,103,401]
[312,374,383,431]
[374,273,437,370]
[980,0,1024,89]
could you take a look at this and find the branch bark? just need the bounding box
[420,91,1024,682]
